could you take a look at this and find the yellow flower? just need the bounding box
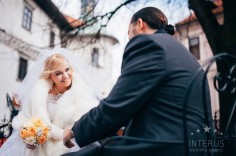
[33,118,43,127]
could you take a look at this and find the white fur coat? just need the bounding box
[11,73,98,156]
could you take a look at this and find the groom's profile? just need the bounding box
[62,7,213,156]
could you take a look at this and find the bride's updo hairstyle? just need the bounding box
[40,54,72,79]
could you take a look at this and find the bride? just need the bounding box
[0,48,99,156]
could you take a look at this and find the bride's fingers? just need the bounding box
[26,144,36,149]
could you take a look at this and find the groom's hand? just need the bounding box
[63,127,75,148]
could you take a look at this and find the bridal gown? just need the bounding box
[0,94,80,156]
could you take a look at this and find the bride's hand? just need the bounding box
[26,144,36,150]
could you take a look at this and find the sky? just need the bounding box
[52,0,190,82]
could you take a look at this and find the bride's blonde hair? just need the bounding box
[40,54,72,79]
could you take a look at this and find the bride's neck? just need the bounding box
[53,84,70,94]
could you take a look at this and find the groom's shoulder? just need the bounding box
[124,34,159,51]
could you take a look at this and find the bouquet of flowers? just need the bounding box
[20,118,51,147]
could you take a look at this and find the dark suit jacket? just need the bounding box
[70,30,213,156]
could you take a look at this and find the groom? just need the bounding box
[63,7,213,156]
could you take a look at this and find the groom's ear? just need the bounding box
[136,18,144,30]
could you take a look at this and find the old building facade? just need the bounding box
[175,2,223,116]
[0,0,118,121]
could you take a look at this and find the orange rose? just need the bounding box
[28,127,37,137]
[43,127,49,136]
[37,135,47,144]
[20,118,51,145]
[20,129,28,139]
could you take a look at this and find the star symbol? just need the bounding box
[203,126,211,133]
[213,129,218,133]
[196,129,200,133]
[191,132,194,135]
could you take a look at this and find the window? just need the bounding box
[18,57,28,80]
[189,37,200,60]
[22,6,32,31]
[81,0,94,17]
[92,48,99,67]
[49,31,55,48]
